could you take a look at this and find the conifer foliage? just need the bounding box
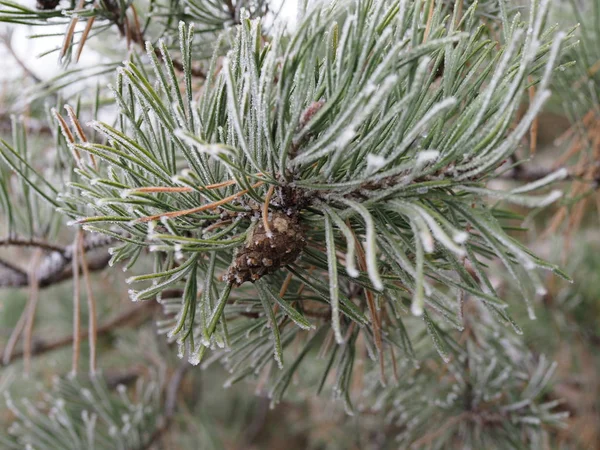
[0,0,595,448]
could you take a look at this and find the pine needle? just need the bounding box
[135,181,264,223]
[75,16,95,63]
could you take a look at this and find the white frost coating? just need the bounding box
[536,286,548,296]
[419,230,434,254]
[175,129,232,156]
[325,207,360,278]
[416,150,440,167]
[120,189,132,199]
[537,190,563,207]
[453,231,469,244]
[411,299,424,316]
[336,127,356,148]
[510,168,568,194]
[170,175,184,185]
[366,153,386,172]
[338,198,383,290]
[387,98,457,162]
[461,186,563,208]
[347,266,360,278]
[324,215,343,344]
[398,201,466,256]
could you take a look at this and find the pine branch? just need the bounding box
[0,233,115,288]
[0,237,65,253]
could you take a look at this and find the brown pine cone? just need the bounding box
[224,212,306,286]
[36,0,61,10]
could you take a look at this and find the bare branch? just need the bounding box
[0,237,65,253]
[1,301,159,366]
[0,233,115,289]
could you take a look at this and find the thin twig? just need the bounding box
[130,178,238,194]
[79,233,98,375]
[278,272,293,298]
[0,237,64,253]
[422,0,435,43]
[0,232,115,288]
[528,78,538,156]
[23,249,43,375]
[2,301,29,365]
[102,0,206,79]
[134,181,265,223]
[224,0,236,20]
[0,257,28,280]
[1,301,160,366]
[262,185,275,236]
[72,231,82,376]
[130,4,143,43]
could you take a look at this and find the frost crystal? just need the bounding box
[366,153,386,172]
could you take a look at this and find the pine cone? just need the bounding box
[224,212,306,286]
[36,0,61,10]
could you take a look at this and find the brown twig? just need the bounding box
[72,231,82,375]
[422,0,435,43]
[262,185,275,236]
[1,301,159,366]
[79,233,98,375]
[0,237,65,253]
[2,301,29,365]
[0,232,115,289]
[528,78,538,156]
[132,181,265,223]
[23,249,43,375]
[104,1,206,79]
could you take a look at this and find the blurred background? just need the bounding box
[0,1,598,449]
